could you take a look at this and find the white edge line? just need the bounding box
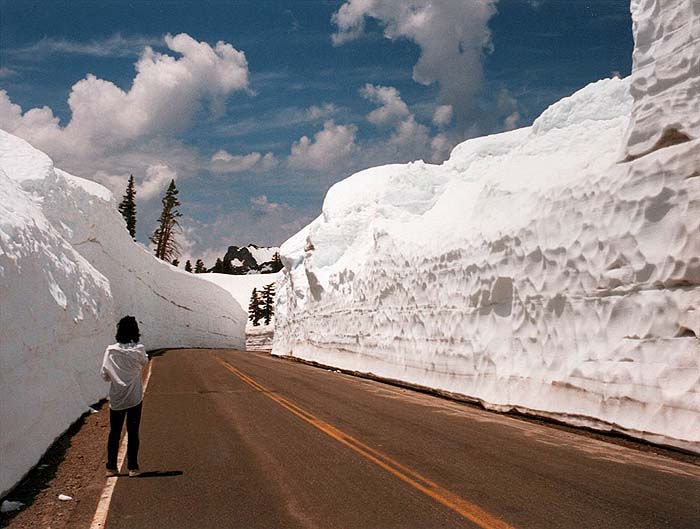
[89,360,153,529]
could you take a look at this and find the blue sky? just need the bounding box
[0,0,632,263]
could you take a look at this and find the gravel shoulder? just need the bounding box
[0,400,112,529]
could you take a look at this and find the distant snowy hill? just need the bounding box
[274,0,700,453]
[199,272,280,351]
[218,244,282,274]
[0,132,246,495]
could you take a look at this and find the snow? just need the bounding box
[0,131,246,496]
[199,272,280,351]
[623,0,700,159]
[247,245,277,265]
[274,16,700,452]
[199,272,279,314]
[1,500,24,513]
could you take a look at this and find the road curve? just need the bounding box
[104,349,700,529]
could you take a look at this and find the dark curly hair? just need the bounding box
[115,315,140,343]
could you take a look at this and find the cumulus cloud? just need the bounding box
[210,150,279,173]
[332,0,497,127]
[359,84,410,127]
[250,194,281,213]
[0,33,250,160]
[503,111,521,131]
[288,120,358,171]
[432,104,453,127]
[139,164,178,201]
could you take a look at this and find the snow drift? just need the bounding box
[0,131,246,495]
[274,1,700,452]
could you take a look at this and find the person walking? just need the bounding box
[101,315,149,477]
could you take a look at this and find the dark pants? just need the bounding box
[106,402,142,471]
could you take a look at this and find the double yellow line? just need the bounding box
[214,354,515,529]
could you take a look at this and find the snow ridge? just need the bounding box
[274,71,700,451]
[0,130,246,495]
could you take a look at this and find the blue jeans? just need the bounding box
[106,402,142,471]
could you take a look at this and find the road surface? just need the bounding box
[104,349,700,529]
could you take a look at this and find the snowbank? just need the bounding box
[274,13,700,450]
[0,131,245,495]
[199,272,280,350]
[623,0,700,159]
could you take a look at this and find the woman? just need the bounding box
[101,315,149,477]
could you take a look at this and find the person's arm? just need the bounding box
[100,348,111,382]
[136,344,149,366]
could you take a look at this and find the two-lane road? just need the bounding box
[104,349,700,529]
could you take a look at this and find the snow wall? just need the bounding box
[274,1,700,452]
[0,131,246,496]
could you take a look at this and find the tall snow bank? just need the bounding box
[623,0,700,158]
[0,131,245,495]
[274,72,700,452]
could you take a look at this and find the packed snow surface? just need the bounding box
[623,0,700,158]
[0,131,245,495]
[199,272,279,350]
[274,73,700,452]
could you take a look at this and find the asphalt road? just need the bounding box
[104,349,700,529]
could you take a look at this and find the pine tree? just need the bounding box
[270,251,283,273]
[194,259,206,273]
[261,283,276,325]
[184,260,193,273]
[171,258,180,267]
[118,174,137,239]
[248,288,261,326]
[150,179,182,261]
[212,257,224,273]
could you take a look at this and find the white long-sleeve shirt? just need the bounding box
[101,342,149,410]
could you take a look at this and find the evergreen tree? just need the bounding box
[150,179,182,261]
[184,260,193,273]
[118,174,137,239]
[248,288,261,326]
[270,251,283,273]
[222,258,234,274]
[212,257,224,273]
[171,258,180,267]
[194,259,206,273]
[261,283,276,325]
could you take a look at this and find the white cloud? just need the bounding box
[332,0,498,126]
[288,120,358,171]
[359,84,410,127]
[139,164,177,201]
[250,194,281,213]
[432,105,453,127]
[0,33,250,160]
[430,133,452,161]
[210,149,279,173]
[7,34,161,59]
[0,67,17,79]
[503,111,521,131]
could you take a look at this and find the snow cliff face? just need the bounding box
[0,131,246,495]
[274,11,700,451]
[623,0,700,159]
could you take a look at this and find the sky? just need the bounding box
[0,0,633,265]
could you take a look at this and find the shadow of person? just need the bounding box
[133,470,184,478]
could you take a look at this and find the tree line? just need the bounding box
[117,175,209,272]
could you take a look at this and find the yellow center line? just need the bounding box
[212,354,515,529]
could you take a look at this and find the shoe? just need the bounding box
[106,469,118,477]
[128,469,141,477]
